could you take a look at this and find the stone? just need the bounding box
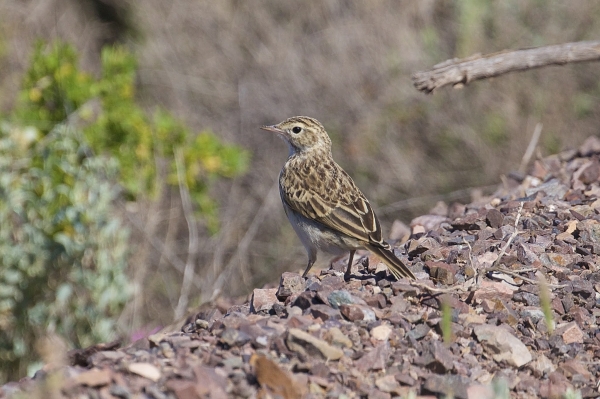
[250,288,279,313]
[276,272,305,300]
[389,219,411,241]
[327,290,355,309]
[127,363,161,382]
[375,375,399,393]
[529,353,555,377]
[249,354,302,399]
[371,325,392,341]
[75,368,112,387]
[559,359,592,381]
[521,307,545,324]
[423,374,470,399]
[310,304,341,321]
[286,328,343,361]
[339,304,376,322]
[556,322,584,344]
[324,327,353,349]
[474,280,518,301]
[486,209,504,229]
[407,323,430,340]
[219,328,251,347]
[473,324,532,367]
[466,384,495,399]
[421,341,454,373]
[426,261,458,284]
[356,342,390,372]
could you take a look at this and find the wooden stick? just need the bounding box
[413,41,600,94]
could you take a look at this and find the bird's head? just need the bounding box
[261,116,332,155]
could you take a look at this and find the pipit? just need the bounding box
[261,116,415,280]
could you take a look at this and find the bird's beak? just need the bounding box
[260,125,285,135]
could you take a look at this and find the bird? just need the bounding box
[261,116,415,280]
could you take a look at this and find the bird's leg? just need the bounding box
[302,259,316,277]
[344,250,356,279]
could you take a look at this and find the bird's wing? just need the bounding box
[280,158,387,247]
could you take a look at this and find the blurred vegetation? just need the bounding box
[0,122,130,382]
[0,40,248,382]
[14,41,249,231]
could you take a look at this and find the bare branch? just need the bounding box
[413,40,600,93]
[174,148,200,320]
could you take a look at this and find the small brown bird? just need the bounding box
[261,116,415,280]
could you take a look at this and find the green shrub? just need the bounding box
[0,122,131,382]
[1,40,249,382]
[14,40,249,229]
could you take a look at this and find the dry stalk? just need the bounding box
[413,40,600,93]
[174,148,200,320]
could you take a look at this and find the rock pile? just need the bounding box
[3,137,600,398]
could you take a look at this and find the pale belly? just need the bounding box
[284,203,363,255]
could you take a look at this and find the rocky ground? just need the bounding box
[3,137,600,399]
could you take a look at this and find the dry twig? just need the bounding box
[174,148,200,320]
[413,40,600,93]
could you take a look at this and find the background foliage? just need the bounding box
[0,122,130,381]
[0,41,248,382]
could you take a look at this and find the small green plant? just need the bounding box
[538,274,554,334]
[13,40,249,231]
[0,122,131,382]
[1,40,249,382]
[440,299,453,345]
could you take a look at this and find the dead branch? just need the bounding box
[413,40,600,93]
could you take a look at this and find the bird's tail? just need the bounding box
[367,244,415,280]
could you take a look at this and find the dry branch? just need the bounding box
[413,40,600,93]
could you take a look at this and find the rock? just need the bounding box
[74,368,113,387]
[521,307,545,324]
[486,209,504,229]
[220,328,251,347]
[250,288,279,313]
[339,304,376,322]
[555,322,584,344]
[292,291,315,309]
[276,272,305,300]
[356,342,390,372]
[327,290,355,309]
[310,304,341,321]
[539,371,573,399]
[529,354,555,377]
[559,359,592,381]
[466,384,495,399]
[451,213,482,231]
[324,327,353,349]
[371,325,392,341]
[127,363,161,382]
[411,214,449,231]
[249,354,303,399]
[474,280,518,301]
[473,325,532,367]
[571,279,594,299]
[423,374,470,399]
[426,261,458,284]
[389,219,411,241]
[286,328,344,361]
[421,341,454,373]
[375,375,399,393]
[407,323,430,340]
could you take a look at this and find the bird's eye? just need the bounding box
[292,126,302,134]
